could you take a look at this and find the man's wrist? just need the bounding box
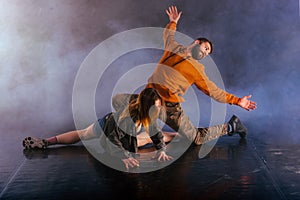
[237,98,242,106]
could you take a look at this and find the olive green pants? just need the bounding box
[112,94,228,145]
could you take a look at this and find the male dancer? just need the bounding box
[112,6,257,145]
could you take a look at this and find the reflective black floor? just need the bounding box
[1,134,300,200]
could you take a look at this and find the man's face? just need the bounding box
[191,41,212,60]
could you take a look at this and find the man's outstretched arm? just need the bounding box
[163,6,182,52]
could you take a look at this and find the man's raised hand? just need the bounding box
[166,6,182,24]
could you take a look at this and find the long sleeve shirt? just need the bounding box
[146,22,240,105]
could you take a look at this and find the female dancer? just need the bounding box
[23,88,174,170]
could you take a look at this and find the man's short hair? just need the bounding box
[196,37,213,54]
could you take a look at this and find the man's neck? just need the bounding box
[186,45,194,58]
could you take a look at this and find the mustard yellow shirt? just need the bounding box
[146,22,240,105]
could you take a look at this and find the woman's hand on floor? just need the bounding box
[122,157,140,170]
[157,151,173,162]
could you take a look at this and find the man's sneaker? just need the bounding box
[228,115,247,138]
[22,137,49,149]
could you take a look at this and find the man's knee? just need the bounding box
[112,93,138,111]
[112,94,129,111]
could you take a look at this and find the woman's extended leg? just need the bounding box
[23,124,97,149]
[55,124,96,144]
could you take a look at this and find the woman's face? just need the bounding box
[154,99,162,109]
[149,99,162,121]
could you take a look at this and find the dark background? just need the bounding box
[1,1,300,199]
[0,0,299,148]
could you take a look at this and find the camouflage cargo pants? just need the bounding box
[112,94,228,145]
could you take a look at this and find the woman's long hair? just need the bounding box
[119,88,166,132]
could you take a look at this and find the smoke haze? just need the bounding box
[0,0,299,145]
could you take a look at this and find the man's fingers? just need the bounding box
[249,102,257,109]
[167,6,179,15]
[166,8,170,16]
[245,100,257,111]
[246,94,252,99]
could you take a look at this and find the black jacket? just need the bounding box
[99,111,166,159]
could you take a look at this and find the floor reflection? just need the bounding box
[1,136,299,199]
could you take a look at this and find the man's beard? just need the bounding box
[191,44,204,60]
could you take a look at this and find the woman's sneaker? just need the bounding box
[22,137,49,149]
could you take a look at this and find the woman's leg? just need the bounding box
[136,132,153,147]
[23,124,97,149]
[162,131,179,144]
[55,124,96,144]
[136,131,179,147]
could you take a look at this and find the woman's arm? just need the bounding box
[149,125,173,161]
[103,114,140,170]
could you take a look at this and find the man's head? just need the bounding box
[191,37,213,60]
